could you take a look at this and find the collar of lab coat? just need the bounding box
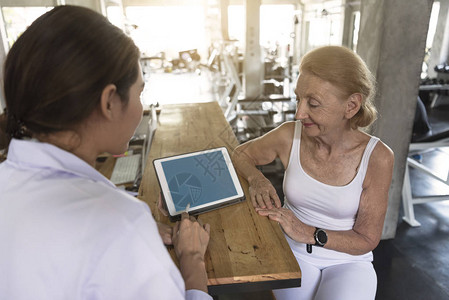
[7,138,116,188]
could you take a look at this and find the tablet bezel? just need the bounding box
[153,147,245,221]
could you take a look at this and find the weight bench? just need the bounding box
[402,101,449,226]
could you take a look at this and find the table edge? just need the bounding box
[208,277,301,295]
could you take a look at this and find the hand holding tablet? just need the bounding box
[153,147,245,221]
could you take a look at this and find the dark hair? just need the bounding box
[2,5,140,146]
[300,46,377,129]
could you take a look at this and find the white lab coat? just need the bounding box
[0,139,211,300]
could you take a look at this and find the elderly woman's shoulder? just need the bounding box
[257,121,296,148]
[274,121,297,138]
[277,120,297,132]
[371,137,394,167]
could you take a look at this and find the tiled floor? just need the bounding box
[373,148,449,300]
[374,201,449,300]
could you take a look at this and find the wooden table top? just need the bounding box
[138,101,301,295]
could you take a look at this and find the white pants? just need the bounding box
[273,255,377,300]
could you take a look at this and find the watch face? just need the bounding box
[316,229,328,245]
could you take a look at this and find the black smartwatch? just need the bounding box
[313,227,328,247]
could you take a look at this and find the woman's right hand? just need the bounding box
[248,175,281,209]
[172,213,210,261]
[172,213,210,292]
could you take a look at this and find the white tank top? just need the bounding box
[283,121,379,262]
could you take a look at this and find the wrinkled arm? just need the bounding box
[325,142,394,255]
[231,123,293,208]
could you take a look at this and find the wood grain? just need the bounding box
[138,102,301,290]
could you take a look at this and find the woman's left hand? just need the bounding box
[157,193,169,216]
[256,207,312,244]
[157,222,173,245]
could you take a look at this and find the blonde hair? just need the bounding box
[299,46,377,129]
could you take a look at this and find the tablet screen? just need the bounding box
[160,149,238,212]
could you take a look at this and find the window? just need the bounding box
[303,0,343,52]
[350,11,360,52]
[106,5,124,30]
[1,6,52,50]
[228,4,295,49]
[125,5,206,60]
[228,5,243,43]
[422,1,440,79]
[426,1,440,50]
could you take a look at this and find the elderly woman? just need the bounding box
[232,46,394,300]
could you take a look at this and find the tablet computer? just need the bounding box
[153,147,245,221]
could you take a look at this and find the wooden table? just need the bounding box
[138,101,301,295]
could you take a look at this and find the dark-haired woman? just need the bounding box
[0,6,211,300]
[232,46,394,300]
